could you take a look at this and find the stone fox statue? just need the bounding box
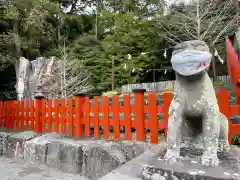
[164,40,229,166]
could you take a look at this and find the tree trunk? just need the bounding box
[112,58,115,91]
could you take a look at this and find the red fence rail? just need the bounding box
[0,90,239,144]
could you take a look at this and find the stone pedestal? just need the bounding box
[143,146,240,180]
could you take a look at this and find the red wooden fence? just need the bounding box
[0,90,239,144]
[226,37,240,104]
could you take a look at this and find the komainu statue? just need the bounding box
[164,40,229,166]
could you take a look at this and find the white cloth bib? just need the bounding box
[171,50,212,76]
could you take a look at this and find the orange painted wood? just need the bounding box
[30,100,35,130]
[35,98,41,133]
[10,101,15,129]
[76,96,85,137]
[230,124,240,134]
[41,99,46,132]
[47,99,52,132]
[25,100,30,129]
[163,92,172,136]
[134,91,145,142]
[112,96,120,140]
[20,100,24,129]
[158,121,165,129]
[157,106,164,113]
[102,96,109,139]
[93,96,99,139]
[68,98,73,136]
[148,92,158,144]
[12,101,16,129]
[124,95,132,140]
[84,97,90,137]
[217,90,231,143]
[6,101,10,128]
[61,98,66,134]
[8,101,12,129]
[54,99,59,133]
[230,105,240,115]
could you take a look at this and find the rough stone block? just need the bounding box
[22,133,151,179]
[0,132,12,156]
[24,133,62,163]
[4,131,37,158]
[46,139,84,174]
[58,141,84,173]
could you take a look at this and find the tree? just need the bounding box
[157,0,239,78]
[40,44,93,98]
[71,10,170,94]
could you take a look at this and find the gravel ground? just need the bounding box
[0,157,89,180]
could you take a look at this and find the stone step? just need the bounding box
[0,131,151,180]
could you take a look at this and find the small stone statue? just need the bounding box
[164,40,229,166]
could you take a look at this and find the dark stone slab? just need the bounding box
[143,146,240,180]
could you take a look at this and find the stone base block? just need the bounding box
[0,132,12,156]
[143,146,240,180]
[23,133,149,179]
[6,131,37,158]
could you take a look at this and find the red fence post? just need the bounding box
[113,95,120,140]
[6,100,11,129]
[217,90,231,144]
[102,96,109,139]
[47,99,52,132]
[68,97,73,136]
[124,94,132,141]
[61,98,66,134]
[54,98,59,134]
[148,92,158,144]
[35,95,44,134]
[75,93,85,137]
[84,97,90,137]
[93,96,99,139]
[133,88,146,142]
[163,92,172,137]
[9,100,14,129]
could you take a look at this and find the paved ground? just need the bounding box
[0,157,89,180]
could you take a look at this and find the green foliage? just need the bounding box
[0,0,232,96]
[232,136,240,146]
[213,81,226,87]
